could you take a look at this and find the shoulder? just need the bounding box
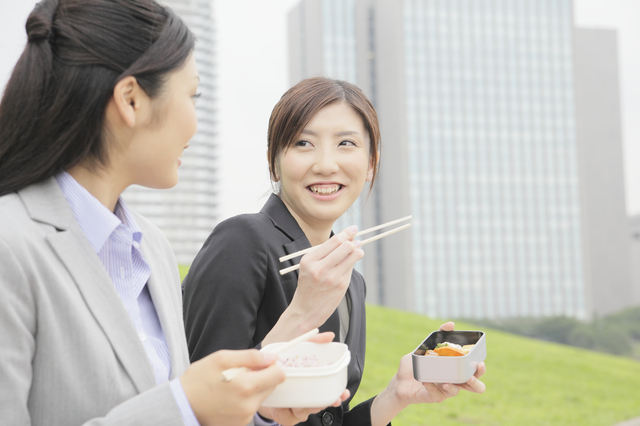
[216,212,276,237]
[0,192,52,255]
[185,212,280,284]
[203,211,281,252]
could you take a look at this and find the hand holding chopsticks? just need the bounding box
[221,328,320,381]
[279,215,412,275]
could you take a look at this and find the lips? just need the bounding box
[308,184,342,195]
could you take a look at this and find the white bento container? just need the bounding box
[412,330,486,384]
[261,342,351,408]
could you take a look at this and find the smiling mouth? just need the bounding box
[308,184,343,195]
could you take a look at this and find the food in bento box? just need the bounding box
[423,342,475,357]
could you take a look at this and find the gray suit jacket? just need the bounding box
[0,178,190,425]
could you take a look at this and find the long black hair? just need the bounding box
[0,0,195,196]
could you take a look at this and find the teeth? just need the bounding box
[310,185,341,195]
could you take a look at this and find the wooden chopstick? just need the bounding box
[279,215,413,263]
[278,223,412,276]
[221,328,320,381]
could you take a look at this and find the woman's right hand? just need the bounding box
[180,349,285,426]
[264,226,364,345]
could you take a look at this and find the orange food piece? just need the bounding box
[433,346,466,357]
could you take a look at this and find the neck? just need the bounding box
[66,163,128,213]
[280,198,334,247]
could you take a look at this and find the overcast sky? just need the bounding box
[1,0,639,219]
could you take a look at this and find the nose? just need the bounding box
[311,145,339,175]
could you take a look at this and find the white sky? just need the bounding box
[1,0,639,220]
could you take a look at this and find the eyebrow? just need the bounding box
[300,129,361,137]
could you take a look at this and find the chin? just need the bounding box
[140,174,179,190]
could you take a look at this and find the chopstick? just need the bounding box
[279,215,413,263]
[278,223,412,276]
[221,328,320,381]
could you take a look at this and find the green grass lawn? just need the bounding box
[352,305,640,426]
[178,266,640,425]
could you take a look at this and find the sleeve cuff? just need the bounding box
[253,413,279,426]
[169,378,201,426]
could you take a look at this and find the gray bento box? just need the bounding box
[412,330,486,384]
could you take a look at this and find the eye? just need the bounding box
[339,140,357,147]
[192,92,202,102]
[294,140,312,147]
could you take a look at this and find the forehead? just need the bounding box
[303,102,367,133]
[165,54,199,89]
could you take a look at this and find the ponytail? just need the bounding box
[0,0,195,196]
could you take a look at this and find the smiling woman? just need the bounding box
[277,102,374,246]
[182,77,487,426]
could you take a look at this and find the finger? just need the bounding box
[317,239,361,270]
[422,381,447,401]
[439,383,460,398]
[308,332,335,344]
[475,362,486,378]
[236,363,286,395]
[329,389,351,407]
[438,321,455,331]
[462,374,486,394]
[210,349,277,371]
[304,227,358,261]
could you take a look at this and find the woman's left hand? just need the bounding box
[370,322,486,426]
[395,321,486,404]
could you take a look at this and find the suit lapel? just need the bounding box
[20,179,156,393]
[139,227,187,378]
[265,195,341,341]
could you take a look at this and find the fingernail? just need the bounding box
[347,225,358,234]
[354,240,362,248]
[442,384,451,391]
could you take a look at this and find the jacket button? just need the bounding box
[321,411,334,426]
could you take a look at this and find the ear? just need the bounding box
[111,76,145,128]
[366,150,379,182]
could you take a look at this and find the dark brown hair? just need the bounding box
[0,0,195,196]
[267,77,381,188]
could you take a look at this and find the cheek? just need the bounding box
[186,104,198,136]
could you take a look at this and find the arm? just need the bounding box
[183,216,270,360]
[369,322,487,426]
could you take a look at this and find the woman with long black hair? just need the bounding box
[0,1,350,425]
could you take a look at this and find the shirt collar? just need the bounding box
[54,172,142,253]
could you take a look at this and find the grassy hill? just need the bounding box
[352,305,640,426]
[178,267,640,425]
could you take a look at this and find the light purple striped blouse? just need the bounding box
[55,172,199,426]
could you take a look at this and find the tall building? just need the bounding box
[289,0,633,319]
[123,0,218,265]
[629,215,640,307]
[573,27,633,317]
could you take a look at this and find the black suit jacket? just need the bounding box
[183,194,374,426]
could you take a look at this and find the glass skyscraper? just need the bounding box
[289,0,631,319]
[402,0,584,318]
[123,0,218,265]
